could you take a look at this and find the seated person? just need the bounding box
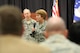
[32,9,47,43]
[0,5,50,53]
[22,9,37,42]
[41,17,80,53]
[68,21,80,45]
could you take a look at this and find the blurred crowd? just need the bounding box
[0,5,80,53]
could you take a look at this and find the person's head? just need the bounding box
[69,21,80,45]
[0,5,23,36]
[23,9,31,18]
[46,17,68,37]
[36,9,47,22]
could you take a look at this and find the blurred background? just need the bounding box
[0,0,74,28]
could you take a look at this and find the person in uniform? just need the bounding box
[32,9,47,43]
[22,9,37,42]
[41,17,80,53]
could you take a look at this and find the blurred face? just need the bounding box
[36,14,42,22]
[23,10,31,18]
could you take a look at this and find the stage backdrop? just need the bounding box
[0,0,74,29]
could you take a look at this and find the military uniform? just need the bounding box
[41,34,80,53]
[22,18,37,42]
[33,21,47,43]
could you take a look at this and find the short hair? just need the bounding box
[46,17,66,32]
[36,9,47,20]
[68,21,80,44]
[0,5,22,36]
[23,9,31,13]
